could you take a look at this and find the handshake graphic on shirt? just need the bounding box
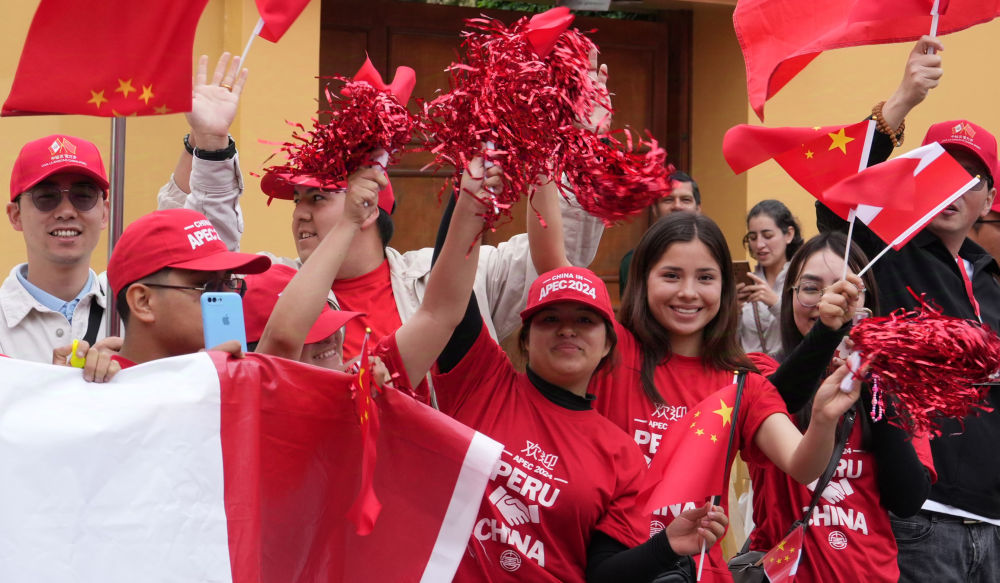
[489,486,541,526]
[807,476,855,504]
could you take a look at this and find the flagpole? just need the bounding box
[928,0,941,53]
[106,116,127,337]
[842,209,856,280]
[239,18,265,68]
[858,244,892,278]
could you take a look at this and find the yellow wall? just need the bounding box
[690,4,1000,257]
[0,0,318,274]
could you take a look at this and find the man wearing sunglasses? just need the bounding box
[106,208,269,368]
[3,135,112,362]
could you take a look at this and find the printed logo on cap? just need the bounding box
[952,122,977,140]
[536,271,599,302]
[48,137,77,157]
[183,218,223,250]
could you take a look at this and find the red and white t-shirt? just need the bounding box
[591,322,788,582]
[332,259,403,360]
[747,420,935,582]
[377,324,648,583]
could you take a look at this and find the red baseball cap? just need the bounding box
[520,266,615,324]
[242,264,363,344]
[10,135,109,201]
[260,171,396,214]
[108,209,271,295]
[922,120,1000,186]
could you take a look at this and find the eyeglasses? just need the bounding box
[791,282,826,308]
[976,218,1000,224]
[20,183,104,213]
[144,277,247,297]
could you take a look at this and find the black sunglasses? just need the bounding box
[144,277,247,298]
[20,183,104,213]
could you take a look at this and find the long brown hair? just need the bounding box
[620,212,755,404]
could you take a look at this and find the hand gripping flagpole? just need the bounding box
[106,116,127,337]
[928,0,941,54]
[842,208,857,280]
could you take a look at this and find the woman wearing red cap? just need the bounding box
[375,159,729,583]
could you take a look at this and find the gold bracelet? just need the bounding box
[871,101,905,147]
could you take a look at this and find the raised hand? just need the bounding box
[343,167,386,227]
[665,502,729,556]
[817,274,864,330]
[882,35,944,131]
[187,53,249,151]
[577,47,612,134]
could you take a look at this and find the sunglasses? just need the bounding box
[144,277,248,298]
[20,183,104,213]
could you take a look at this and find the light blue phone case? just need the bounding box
[201,292,247,352]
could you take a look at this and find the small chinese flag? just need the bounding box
[346,329,382,535]
[255,0,313,43]
[3,0,209,117]
[724,120,877,220]
[762,524,805,582]
[824,142,978,250]
[638,382,740,511]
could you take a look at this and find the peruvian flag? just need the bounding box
[724,119,877,219]
[824,142,979,250]
[734,0,1000,120]
[0,352,502,583]
[3,0,210,116]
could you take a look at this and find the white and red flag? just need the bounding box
[824,142,978,251]
[0,352,502,583]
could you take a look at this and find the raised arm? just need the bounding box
[256,168,384,359]
[528,175,572,274]
[394,159,495,384]
[157,53,247,250]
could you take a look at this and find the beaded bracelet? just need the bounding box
[871,101,905,147]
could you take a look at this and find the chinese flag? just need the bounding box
[724,120,877,220]
[762,524,805,583]
[824,142,978,249]
[255,0,313,43]
[346,331,381,535]
[638,382,739,511]
[3,0,210,117]
[735,0,1000,120]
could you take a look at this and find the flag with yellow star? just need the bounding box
[3,0,209,117]
[762,523,805,582]
[724,119,877,220]
[638,382,740,511]
[346,329,382,536]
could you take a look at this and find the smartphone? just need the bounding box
[732,260,753,286]
[201,292,247,352]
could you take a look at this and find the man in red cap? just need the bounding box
[0,53,248,365]
[107,208,269,367]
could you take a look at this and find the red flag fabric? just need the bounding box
[3,0,209,117]
[825,142,979,250]
[0,353,502,582]
[638,381,739,511]
[762,524,805,583]
[735,0,1000,120]
[724,120,877,219]
[524,6,575,58]
[255,0,313,43]
[346,332,381,535]
[352,56,417,105]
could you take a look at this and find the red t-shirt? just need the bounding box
[377,324,648,583]
[332,259,403,360]
[590,321,788,582]
[747,421,936,582]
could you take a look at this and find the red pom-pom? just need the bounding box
[849,299,1000,436]
[421,13,668,229]
[263,78,418,186]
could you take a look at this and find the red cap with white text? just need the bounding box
[520,266,615,324]
[10,135,109,200]
[922,120,999,186]
[108,209,270,295]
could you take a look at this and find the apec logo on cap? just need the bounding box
[951,122,977,140]
[42,137,82,168]
[184,219,222,250]
[537,271,598,301]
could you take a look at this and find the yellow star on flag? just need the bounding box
[696,428,704,436]
[87,90,108,109]
[710,434,718,443]
[828,128,855,154]
[694,411,701,418]
[139,85,155,105]
[713,399,734,427]
[116,78,136,97]
[777,540,787,551]
[153,104,170,114]
[805,150,814,159]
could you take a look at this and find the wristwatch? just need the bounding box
[185,134,237,161]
